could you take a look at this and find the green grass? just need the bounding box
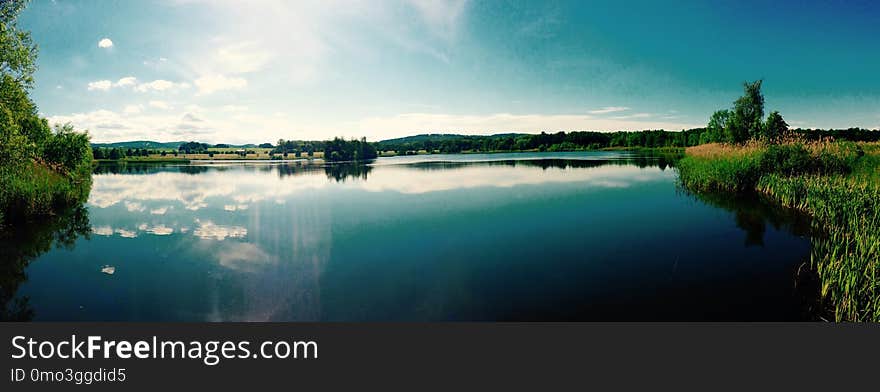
[0,161,92,225]
[677,150,763,193]
[677,141,879,321]
[755,174,879,321]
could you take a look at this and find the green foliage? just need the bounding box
[178,141,210,153]
[0,0,93,223]
[756,174,879,321]
[274,139,319,156]
[763,111,787,141]
[759,142,863,177]
[703,80,768,144]
[678,142,879,321]
[1,161,92,221]
[42,123,93,173]
[323,137,377,162]
[705,109,729,144]
[0,0,37,88]
[677,152,764,193]
[732,80,765,142]
[378,129,709,154]
[760,143,813,175]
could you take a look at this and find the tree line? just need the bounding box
[271,138,377,161]
[375,129,710,154]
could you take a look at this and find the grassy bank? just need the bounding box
[0,159,92,225]
[677,141,879,321]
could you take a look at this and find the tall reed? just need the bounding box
[678,141,879,321]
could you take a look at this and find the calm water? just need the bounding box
[1,152,817,321]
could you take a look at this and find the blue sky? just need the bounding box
[20,0,880,143]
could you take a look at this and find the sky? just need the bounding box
[19,0,880,143]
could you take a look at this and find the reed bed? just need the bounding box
[678,140,880,321]
[0,161,92,224]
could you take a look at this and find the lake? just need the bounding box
[1,151,817,321]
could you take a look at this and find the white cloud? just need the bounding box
[149,100,172,110]
[115,76,137,87]
[89,76,142,91]
[588,106,630,114]
[115,228,138,238]
[214,41,274,74]
[193,220,247,240]
[135,79,191,92]
[124,201,146,212]
[87,80,112,91]
[123,104,143,115]
[91,225,113,236]
[139,224,173,235]
[194,74,247,95]
[98,38,114,48]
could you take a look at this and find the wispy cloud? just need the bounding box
[194,74,247,95]
[611,112,652,120]
[135,79,190,93]
[87,80,112,91]
[588,106,630,114]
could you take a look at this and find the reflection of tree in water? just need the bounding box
[177,165,211,175]
[275,161,323,178]
[323,162,371,182]
[682,190,812,247]
[93,162,208,175]
[402,154,681,172]
[274,161,373,182]
[0,206,91,321]
[681,188,821,319]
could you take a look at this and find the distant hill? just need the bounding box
[91,141,186,149]
[377,133,526,144]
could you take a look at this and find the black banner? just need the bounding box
[1,323,877,390]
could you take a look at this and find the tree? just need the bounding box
[730,80,765,142]
[763,111,788,141]
[704,109,729,143]
[323,137,377,161]
[0,0,38,88]
[178,141,209,153]
[42,123,92,173]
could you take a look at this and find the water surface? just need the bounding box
[1,152,815,321]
